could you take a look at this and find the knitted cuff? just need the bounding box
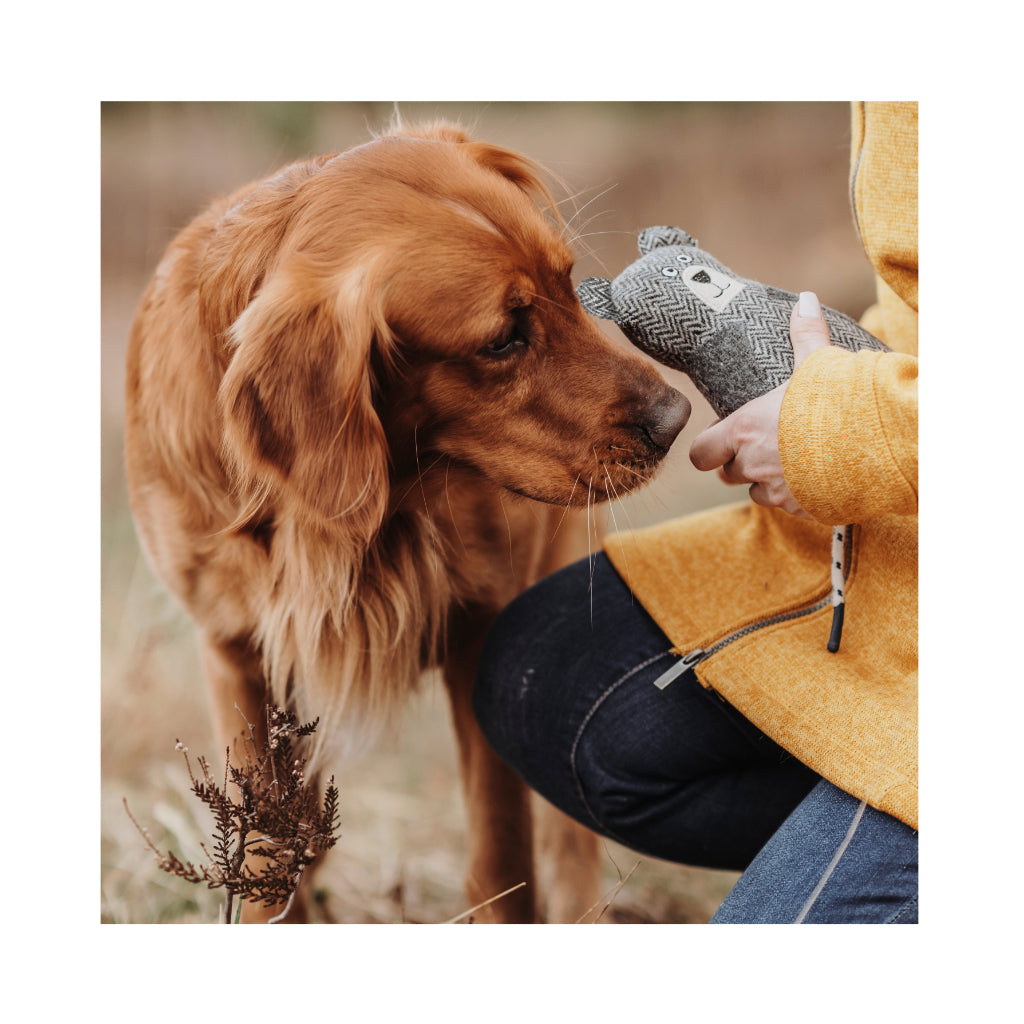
[780,347,917,524]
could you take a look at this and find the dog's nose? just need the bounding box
[646,388,691,449]
[625,387,691,452]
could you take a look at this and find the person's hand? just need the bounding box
[689,291,831,519]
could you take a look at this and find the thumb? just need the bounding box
[789,291,831,367]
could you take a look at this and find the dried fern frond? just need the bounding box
[124,705,341,922]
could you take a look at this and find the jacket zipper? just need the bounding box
[651,519,857,690]
[652,591,833,690]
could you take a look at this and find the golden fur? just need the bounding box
[125,122,690,922]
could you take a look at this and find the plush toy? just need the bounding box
[576,225,888,418]
[576,226,889,653]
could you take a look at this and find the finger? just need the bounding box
[748,481,813,520]
[717,459,749,486]
[748,481,773,509]
[689,418,735,472]
[789,291,832,367]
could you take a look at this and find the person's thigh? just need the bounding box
[711,778,919,923]
[474,553,819,871]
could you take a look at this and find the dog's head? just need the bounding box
[217,123,690,536]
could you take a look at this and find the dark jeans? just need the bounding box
[472,553,918,923]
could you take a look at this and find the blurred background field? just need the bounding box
[101,101,876,924]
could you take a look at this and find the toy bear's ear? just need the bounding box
[638,225,697,255]
[576,277,620,322]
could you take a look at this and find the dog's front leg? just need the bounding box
[443,608,537,923]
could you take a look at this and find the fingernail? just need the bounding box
[798,291,821,318]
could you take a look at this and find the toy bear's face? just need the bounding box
[638,247,746,315]
[576,226,745,354]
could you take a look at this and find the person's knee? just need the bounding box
[567,660,683,839]
[473,557,596,744]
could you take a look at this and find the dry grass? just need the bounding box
[101,101,874,924]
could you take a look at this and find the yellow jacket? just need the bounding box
[605,102,919,829]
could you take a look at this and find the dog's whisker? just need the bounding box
[552,183,601,211]
[559,182,618,243]
[622,463,670,513]
[613,481,638,534]
[586,475,594,561]
[570,229,637,242]
[614,462,649,481]
[563,209,617,265]
[568,226,639,275]
[567,206,614,241]
[497,491,518,583]
[598,450,636,528]
[443,457,469,556]
[601,466,636,591]
[612,460,670,513]
[549,472,582,543]
[601,467,621,533]
[601,460,624,511]
[395,450,447,508]
[413,426,445,572]
[552,184,610,233]
[528,291,580,319]
[636,468,672,513]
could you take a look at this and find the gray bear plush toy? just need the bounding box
[576,225,888,419]
[576,226,889,653]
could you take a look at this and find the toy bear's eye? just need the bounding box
[675,253,694,264]
[661,266,679,278]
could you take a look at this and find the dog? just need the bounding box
[124,121,691,922]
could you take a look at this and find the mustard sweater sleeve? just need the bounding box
[779,346,918,524]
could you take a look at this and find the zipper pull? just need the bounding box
[652,648,707,690]
[827,524,849,653]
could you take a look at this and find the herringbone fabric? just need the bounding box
[577,226,888,417]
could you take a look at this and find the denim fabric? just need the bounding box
[473,552,918,923]
[711,778,918,923]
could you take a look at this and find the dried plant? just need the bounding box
[125,704,341,923]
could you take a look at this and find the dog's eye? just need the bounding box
[675,252,694,264]
[480,327,528,360]
[661,266,680,278]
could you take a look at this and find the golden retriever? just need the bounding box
[124,121,690,922]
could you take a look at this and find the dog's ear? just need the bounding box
[462,140,562,223]
[219,257,390,538]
